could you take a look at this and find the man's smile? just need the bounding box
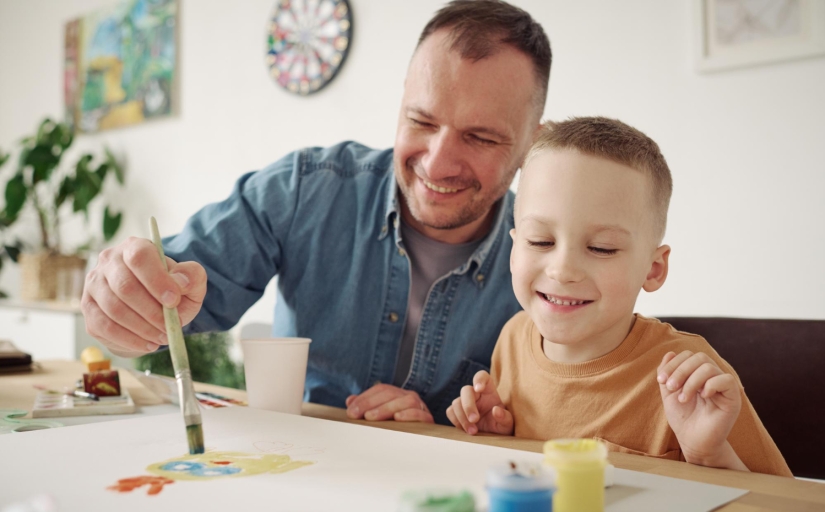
[422,178,460,194]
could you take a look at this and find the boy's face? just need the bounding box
[510,149,670,361]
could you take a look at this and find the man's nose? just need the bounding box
[545,246,585,284]
[421,130,463,181]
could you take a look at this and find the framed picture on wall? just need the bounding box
[694,0,825,72]
[64,0,178,133]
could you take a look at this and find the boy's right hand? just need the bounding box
[81,237,207,358]
[446,371,514,436]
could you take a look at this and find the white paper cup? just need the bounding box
[241,337,311,415]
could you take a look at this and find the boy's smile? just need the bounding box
[538,293,594,313]
[510,148,670,364]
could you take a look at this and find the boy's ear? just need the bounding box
[643,245,670,293]
[509,228,517,273]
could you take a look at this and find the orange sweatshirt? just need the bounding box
[492,312,792,477]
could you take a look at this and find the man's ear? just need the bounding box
[643,245,670,292]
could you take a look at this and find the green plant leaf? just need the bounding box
[0,148,8,169]
[75,153,93,175]
[135,331,246,390]
[0,289,7,299]
[103,206,122,241]
[35,119,55,143]
[4,244,21,262]
[3,173,27,221]
[72,155,102,213]
[17,145,31,175]
[49,122,73,151]
[95,162,110,182]
[26,143,60,184]
[105,147,125,184]
[55,176,73,209]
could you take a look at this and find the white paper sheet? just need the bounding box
[0,406,747,511]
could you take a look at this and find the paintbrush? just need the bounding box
[149,216,204,454]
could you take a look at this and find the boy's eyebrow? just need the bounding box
[406,107,510,141]
[591,224,632,236]
[520,217,632,237]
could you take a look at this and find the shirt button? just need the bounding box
[476,274,485,282]
[389,312,399,323]
[398,248,406,257]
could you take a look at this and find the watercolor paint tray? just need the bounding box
[32,388,135,418]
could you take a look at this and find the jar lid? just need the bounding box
[486,461,554,491]
[543,438,608,464]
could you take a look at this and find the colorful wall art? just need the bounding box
[64,0,177,133]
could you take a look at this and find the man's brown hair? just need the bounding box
[525,117,673,241]
[417,0,552,114]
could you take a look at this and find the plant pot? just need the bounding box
[19,252,87,302]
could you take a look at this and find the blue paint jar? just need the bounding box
[487,461,554,512]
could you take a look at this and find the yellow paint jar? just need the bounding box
[543,438,607,512]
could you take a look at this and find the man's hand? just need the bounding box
[345,383,433,423]
[657,351,748,471]
[446,370,513,436]
[81,237,207,358]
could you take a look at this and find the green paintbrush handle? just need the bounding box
[149,217,193,385]
[149,217,204,454]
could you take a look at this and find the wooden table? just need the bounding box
[2,360,823,511]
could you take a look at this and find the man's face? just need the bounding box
[393,30,539,243]
[510,149,670,362]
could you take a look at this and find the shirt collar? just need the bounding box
[379,169,512,282]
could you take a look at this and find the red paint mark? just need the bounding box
[211,460,232,465]
[107,476,174,495]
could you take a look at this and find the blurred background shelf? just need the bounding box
[0,299,133,368]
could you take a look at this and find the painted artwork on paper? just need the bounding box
[64,0,177,133]
[109,450,315,496]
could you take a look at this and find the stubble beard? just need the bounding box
[395,158,516,231]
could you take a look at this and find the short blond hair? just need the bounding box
[524,116,673,241]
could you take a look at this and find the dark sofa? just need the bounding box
[659,317,824,480]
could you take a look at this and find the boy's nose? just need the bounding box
[545,248,584,284]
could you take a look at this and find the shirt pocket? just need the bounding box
[428,358,491,426]
[594,437,682,461]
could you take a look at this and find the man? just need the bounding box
[81,0,552,425]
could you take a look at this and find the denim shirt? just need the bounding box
[164,141,522,424]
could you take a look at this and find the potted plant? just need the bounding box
[0,149,23,298]
[0,118,125,301]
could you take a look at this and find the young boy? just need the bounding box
[446,117,791,477]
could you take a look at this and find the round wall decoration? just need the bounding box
[265,0,353,96]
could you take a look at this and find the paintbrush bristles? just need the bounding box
[186,424,205,454]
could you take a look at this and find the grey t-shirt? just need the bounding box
[392,219,483,386]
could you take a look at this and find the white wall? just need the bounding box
[1,0,823,324]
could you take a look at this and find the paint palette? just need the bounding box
[32,388,135,417]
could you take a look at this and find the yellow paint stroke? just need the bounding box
[146,450,314,481]
[109,450,314,495]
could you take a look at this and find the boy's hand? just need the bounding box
[657,351,747,470]
[446,371,514,436]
